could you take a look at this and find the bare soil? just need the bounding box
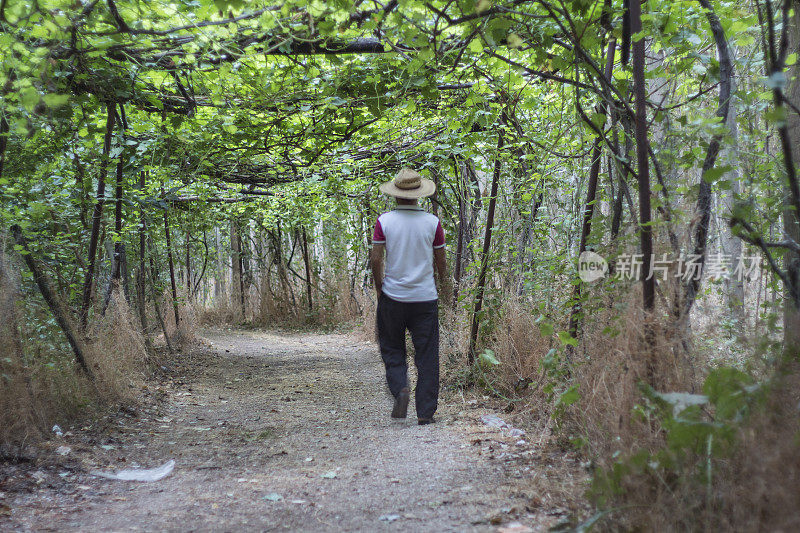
[1,329,588,532]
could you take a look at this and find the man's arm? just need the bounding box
[434,247,452,305]
[370,244,385,296]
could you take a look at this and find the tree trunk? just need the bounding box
[102,125,126,315]
[630,0,657,382]
[80,103,115,328]
[682,0,734,320]
[567,39,616,343]
[0,114,7,180]
[430,168,440,218]
[136,171,154,357]
[453,158,466,310]
[115,104,129,303]
[468,125,504,363]
[231,218,244,320]
[214,227,226,303]
[12,225,93,378]
[453,156,481,310]
[781,5,800,354]
[148,240,175,353]
[302,228,313,313]
[567,138,603,340]
[192,231,209,304]
[241,221,252,302]
[717,59,745,319]
[185,232,192,301]
[164,209,180,326]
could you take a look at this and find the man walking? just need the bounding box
[370,167,449,425]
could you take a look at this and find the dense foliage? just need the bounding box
[3,0,800,529]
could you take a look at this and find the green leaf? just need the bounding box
[702,164,732,183]
[765,106,787,125]
[556,385,580,407]
[43,93,70,108]
[29,202,50,218]
[538,321,554,337]
[766,71,786,89]
[702,367,754,421]
[507,33,523,49]
[557,331,577,347]
[478,349,500,366]
[20,87,40,111]
[589,111,606,130]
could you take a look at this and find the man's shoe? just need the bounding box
[391,387,410,418]
[418,417,435,425]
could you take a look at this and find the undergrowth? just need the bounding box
[444,286,800,531]
[0,255,195,455]
[200,271,363,329]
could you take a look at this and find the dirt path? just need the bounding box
[1,329,587,532]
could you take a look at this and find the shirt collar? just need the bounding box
[395,205,423,211]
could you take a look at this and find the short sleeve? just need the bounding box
[433,220,445,249]
[372,219,386,244]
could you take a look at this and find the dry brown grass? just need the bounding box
[201,272,364,329]
[565,294,696,460]
[486,299,552,394]
[356,289,552,395]
[0,254,41,451]
[85,289,150,402]
[711,368,800,532]
[586,367,800,532]
[551,290,800,531]
[356,289,379,342]
[324,277,364,324]
[159,290,198,349]
[197,301,238,327]
[0,271,155,452]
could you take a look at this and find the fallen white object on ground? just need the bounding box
[56,446,71,456]
[91,460,175,482]
[480,415,526,438]
[480,414,508,429]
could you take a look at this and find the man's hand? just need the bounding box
[370,244,385,298]
[433,247,452,306]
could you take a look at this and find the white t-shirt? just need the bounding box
[372,206,445,302]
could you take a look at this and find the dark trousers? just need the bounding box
[376,293,439,419]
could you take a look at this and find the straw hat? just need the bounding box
[379,167,436,199]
